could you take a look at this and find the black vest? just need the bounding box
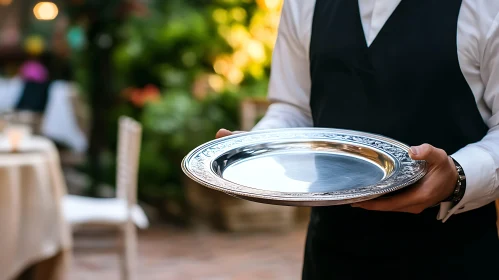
[303,0,499,278]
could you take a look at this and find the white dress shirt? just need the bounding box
[253,0,499,222]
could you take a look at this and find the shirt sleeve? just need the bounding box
[252,0,313,131]
[439,11,499,222]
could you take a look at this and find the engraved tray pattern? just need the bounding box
[181,128,427,206]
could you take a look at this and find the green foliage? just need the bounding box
[77,0,279,205]
[142,90,240,154]
[132,88,240,201]
[113,0,220,90]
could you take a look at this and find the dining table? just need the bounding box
[0,135,72,280]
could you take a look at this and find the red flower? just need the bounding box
[125,84,161,107]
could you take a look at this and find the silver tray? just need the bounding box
[182,128,427,206]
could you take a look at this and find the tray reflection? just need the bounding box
[215,141,393,193]
[222,152,386,193]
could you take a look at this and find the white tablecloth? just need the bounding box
[0,136,72,280]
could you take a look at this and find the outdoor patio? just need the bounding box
[70,225,307,280]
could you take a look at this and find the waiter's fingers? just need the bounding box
[351,184,424,212]
[367,203,427,214]
[216,128,233,138]
[352,198,425,214]
[215,129,246,139]
[409,143,448,166]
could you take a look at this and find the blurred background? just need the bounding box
[0,0,310,279]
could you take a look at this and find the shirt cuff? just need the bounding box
[437,145,497,222]
[251,103,313,131]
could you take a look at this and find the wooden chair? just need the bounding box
[62,116,147,280]
[240,97,271,131]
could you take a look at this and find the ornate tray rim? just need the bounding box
[181,128,428,206]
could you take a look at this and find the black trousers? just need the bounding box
[301,205,499,280]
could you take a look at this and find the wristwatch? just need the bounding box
[445,157,466,204]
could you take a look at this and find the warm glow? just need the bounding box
[264,0,282,11]
[211,1,282,88]
[233,51,249,67]
[268,12,281,28]
[0,0,12,6]
[24,35,45,55]
[213,58,230,75]
[246,40,266,62]
[208,75,225,92]
[257,0,283,11]
[230,7,247,22]
[33,2,58,21]
[227,68,244,84]
[227,25,250,47]
[249,63,264,78]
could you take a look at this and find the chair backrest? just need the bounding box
[240,97,270,131]
[69,86,90,138]
[116,116,142,206]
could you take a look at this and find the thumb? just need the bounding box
[215,128,233,139]
[409,143,448,165]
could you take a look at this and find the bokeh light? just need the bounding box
[24,35,45,55]
[210,0,283,85]
[208,75,225,92]
[33,2,59,21]
[257,0,283,11]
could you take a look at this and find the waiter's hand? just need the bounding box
[351,143,458,214]
[215,128,246,138]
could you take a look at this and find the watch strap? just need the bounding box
[445,157,466,204]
